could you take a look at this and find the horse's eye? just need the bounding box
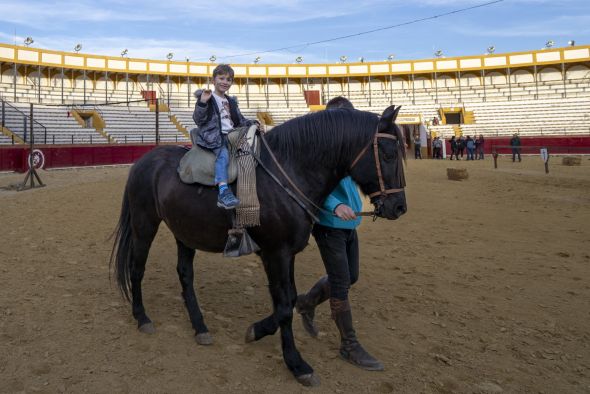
[380,143,396,162]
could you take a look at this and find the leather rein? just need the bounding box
[251,127,404,223]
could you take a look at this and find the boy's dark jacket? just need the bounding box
[191,90,255,149]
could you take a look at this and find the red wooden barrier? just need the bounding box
[1,135,588,173]
[0,144,181,172]
[443,136,590,155]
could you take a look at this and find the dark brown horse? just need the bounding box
[110,106,407,386]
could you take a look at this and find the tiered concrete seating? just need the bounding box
[0,81,147,106]
[340,80,590,139]
[428,125,457,138]
[168,108,195,132]
[169,90,310,128]
[0,133,14,144]
[3,103,108,144]
[99,106,188,144]
[1,72,588,143]
[460,98,590,137]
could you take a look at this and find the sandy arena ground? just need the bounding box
[0,155,589,393]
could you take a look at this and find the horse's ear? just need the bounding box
[378,105,402,132]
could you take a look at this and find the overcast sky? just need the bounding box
[0,0,588,64]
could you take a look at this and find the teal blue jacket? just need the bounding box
[317,176,362,229]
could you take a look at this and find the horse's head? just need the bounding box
[350,105,407,220]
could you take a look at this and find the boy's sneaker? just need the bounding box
[217,189,240,209]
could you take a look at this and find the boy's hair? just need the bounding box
[326,96,354,110]
[212,64,234,80]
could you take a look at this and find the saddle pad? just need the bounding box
[178,126,250,186]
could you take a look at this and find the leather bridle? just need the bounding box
[253,126,405,222]
[350,131,406,199]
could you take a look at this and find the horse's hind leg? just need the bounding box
[176,239,212,345]
[131,231,158,333]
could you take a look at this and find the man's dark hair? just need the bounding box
[212,64,235,79]
[325,96,354,110]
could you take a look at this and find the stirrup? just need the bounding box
[223,227,260,257]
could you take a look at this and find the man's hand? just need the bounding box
[334,204,357,220]
[200,89,212,103]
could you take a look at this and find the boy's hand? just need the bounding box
[200,89,212,103]
[334,204,357,220]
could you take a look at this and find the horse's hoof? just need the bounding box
[195,332,213,346]
[244,324,256,343]
[296,373,320,387]
[138,322,156,334]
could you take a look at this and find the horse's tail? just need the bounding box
[109,182,133,301]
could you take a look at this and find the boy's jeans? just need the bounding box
[212,135,229,185]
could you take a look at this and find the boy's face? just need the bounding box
[212,73,233,94]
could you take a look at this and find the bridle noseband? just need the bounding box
[350,132,406,199]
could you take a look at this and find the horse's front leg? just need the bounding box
[247,249,319,387]
[176,239,212,345]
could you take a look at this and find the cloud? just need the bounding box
[158,0,394,23]
[450,14,590,37]
[6,33,328,64]
[0,0,164,27]
[0,0,390,26]
[1,0,588,63]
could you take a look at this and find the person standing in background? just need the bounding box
[476,134,485,159]
[414,134,422,159]
[510,133,522,162]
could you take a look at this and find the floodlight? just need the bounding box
[166,52,174,60]
[295,56,303,63]
[387,54,395,61]
[74,44,82,53]
[545,40,554,49]
[254,56,261,64]
[339,55,347,63]
[434,50,443,58]
[24,37,34,47]
[358,57,364,63]
[486,46,495,55]
[209,55,216,62]
[186,57,190,62]
[121,49,128,57]
[568,40,575,47]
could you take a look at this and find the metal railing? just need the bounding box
[1,100,47,143]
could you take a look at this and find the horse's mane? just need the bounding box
[264,109,378,168]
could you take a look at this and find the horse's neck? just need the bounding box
[263,139,352,208]
[295,163,345,206]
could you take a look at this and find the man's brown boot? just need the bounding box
[330,298,384,371]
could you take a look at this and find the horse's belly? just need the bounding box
[164,213,232,252]
[159,183,233,252]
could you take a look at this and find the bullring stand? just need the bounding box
[18,103,45,191]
